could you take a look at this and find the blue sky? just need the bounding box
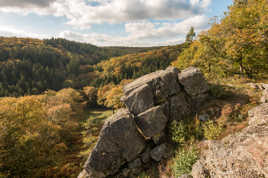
[0,0,233,46]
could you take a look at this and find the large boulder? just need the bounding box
[80,66,211,178]
[178,67,209,103]
[150,144,168,162]
[169,93,192,121]
[135,105,168,138]
[83,109,146,178]
[121,84,154,115]
[123,67,181,114]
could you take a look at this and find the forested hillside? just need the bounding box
[88,45,184,110]
[0,37,159,97]
[94,44,183,86]
[173,0,268,79]
[0,88,114,177]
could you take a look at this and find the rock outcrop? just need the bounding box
[248,83,268,103]
[79,66,209,178]
[190,101,268,177]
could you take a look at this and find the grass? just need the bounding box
[79,109,113,159]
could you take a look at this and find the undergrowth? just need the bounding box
[172,147,199,177]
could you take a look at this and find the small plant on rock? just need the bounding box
[170,120,189,145]
[173,147,199,177]
[203,120,223,140]
[169,117,204,145]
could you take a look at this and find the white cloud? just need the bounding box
[0,0,212,29]
[0,0,56,8]
[58,15,209,46]
[0,25,48,38]
[125,15,209,40]
[0,0,212,46]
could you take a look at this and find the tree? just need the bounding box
[185,27,196,43]
[83,86,98,107]
[174,0,268,78]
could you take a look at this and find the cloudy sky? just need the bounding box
[0,0,232,46]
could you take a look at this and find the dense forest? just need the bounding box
[0,0,268,177]
[0,37,160,97]
[173,0,268,79]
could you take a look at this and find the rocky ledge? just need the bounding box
[78,66,209,178]
[190,87,268,178]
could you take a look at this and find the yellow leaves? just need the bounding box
[0,88,86,177]
[97,83,124,109]
[105,86,124,109]
[174,0,268,78]
[47,104,72,121]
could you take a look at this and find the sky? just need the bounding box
[0,0,233,47]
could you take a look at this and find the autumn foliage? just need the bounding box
[174,0,268,79]
[0,88,85,177]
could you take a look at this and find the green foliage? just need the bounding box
[203,120,223,140]
[80,109,113,157]
[0,37,161,97]
[170,120,189,145]
[94,45,183,87]
[185,27,196,43]
[169,118,203,145]
[173,0,268,79]
[172,147,199,177]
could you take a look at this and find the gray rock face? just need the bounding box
[128,158,142,169]
[150,144,168,162]
[121,84,154,115]
[191,103,268,178]
[80,66,210,178]
[136,105,168,137]
[83,109,146,177]
[123,66,181,107]
[178,67,209,101]
[141,148,151,163]
[169,93,192,121]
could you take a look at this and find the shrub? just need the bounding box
[169,117,203,145]
[170,120,188,145]
[173,147,199,177]
[203,120,223,140]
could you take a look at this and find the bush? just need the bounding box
[203,120,223,140]
[169,118,203,145]
[170,120,188,145]
[173,147,199,177]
